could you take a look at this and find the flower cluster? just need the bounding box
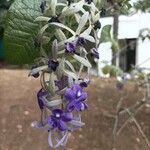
[29,0,101,148]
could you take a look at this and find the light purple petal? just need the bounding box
[58,120,67,131]
[64,88,76,101]
[66,101,75,112]
[62,112,73,121]
[77,92,87,101]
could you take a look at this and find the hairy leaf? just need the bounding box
[4,0,42,64]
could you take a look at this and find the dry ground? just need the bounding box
[0,69,150,150]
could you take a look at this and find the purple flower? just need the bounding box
[55,76,68,90]
[37,88,47,109]
[91,48,99,59]
[48,109,73,131]
[31,65,40,78]
[116,82,124,91]
[94,20,101,30]
[48,60,59,71]
[79,79,90,88]
[65,42,76,54]
[85,0,93,4]
[77,37,86,46]
[65,37,86,54]
[64,84,88,112]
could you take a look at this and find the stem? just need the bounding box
[112,96,124,149]
[126,109,150,150]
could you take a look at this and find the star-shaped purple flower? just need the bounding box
[94,20,101,30]
[77,37,86,46]
[64,84,88,112]
[85,0,93,4]
[65,42,76,54]
[48,109,73,131]
[48,60,59,71]
[79,79,90,88]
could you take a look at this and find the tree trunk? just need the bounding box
[112,11,119,66]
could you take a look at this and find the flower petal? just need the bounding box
[77,92,87,101]
[64,88,76,101]
[58,120,67,131]
[62,112,73,122]
[66,101,75,112]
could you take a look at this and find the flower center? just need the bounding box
[77,91,81,97]
[55,113,61,118]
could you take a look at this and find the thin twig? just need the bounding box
[113,97,124,136]
[112,97,124,149]
[126,109,150,150]
[117,74,150,135]
[116,100,146,136]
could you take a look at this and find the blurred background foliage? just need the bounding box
[134,0,150,12]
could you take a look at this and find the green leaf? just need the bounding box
[100,25,112,43]
[0,9,7,38]
[4,0,42,64]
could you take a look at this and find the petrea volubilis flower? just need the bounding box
[31,0,102,148]
[116,82,124,91]
[85,0,93,4]
[65,84,88,111]
[77,37,86,46]
[55,76,68,90]
[48,60,59,71]
[79,79,90,88]
[91,48,99,59]
[65,42,76,54]
[48,109,73,131]
[94,20,101,30]
[65,37,86,54]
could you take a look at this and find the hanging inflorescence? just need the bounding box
[29,0,102,148]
